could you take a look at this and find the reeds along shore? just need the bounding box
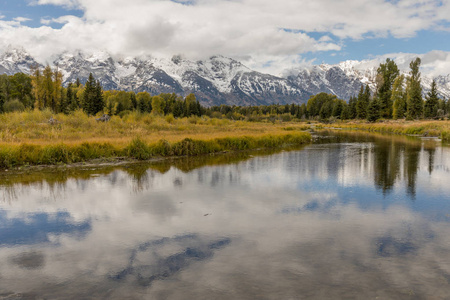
[0,110,311,168]
[3,109,450,168]
[323,120,450,141]
[0,134,312,168]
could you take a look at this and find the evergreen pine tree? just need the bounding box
[136,92,151,114]
[83,73,96,115]
[406,58,423,119]
[298,103,307,119]
[184,93,197,117]
[331,100,344,118]
[376,58,399,119]
[367,99,380,122]
[93,80,104,115]
[138,97,147,113]
[356,85,370,119]
[67,83,79,112]
[0,74,8,112]
[116,101,124,114]
[60,87,69,114]
[348,96,357,119]
[392,75,406,119]
[340,105,350,120]
[129,92,137,110]
[196,100,203,116]
[66,83,73,111]
[190,99,200,116]
[289,103,296,116]
[173,100,184,118]
[319,100,333,119]
[424,79,439,119]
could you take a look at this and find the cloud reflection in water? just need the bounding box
[0,132,449,298]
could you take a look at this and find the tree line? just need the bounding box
[0,58,446,122]
[0,66,205,118]
[208,58,445,122]
[303,57,444,122]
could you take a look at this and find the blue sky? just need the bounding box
[1,0,450,75]
[303,30,450,65]
[0,0,82,28]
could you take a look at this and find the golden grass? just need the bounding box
[0,109,309,146]
[0,110,312,168]
[323,119,450,141]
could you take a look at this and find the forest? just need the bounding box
[0,57,445,123]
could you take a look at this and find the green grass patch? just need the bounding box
[0,132,311,168]
[324,120,450,141]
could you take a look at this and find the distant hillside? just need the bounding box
[1,47,449,106]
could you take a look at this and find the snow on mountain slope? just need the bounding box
[151,55,251,93]
[1,47,450,105]
[0,47,40,75]
[434,75,450,98]
[288,58,450,100]
[50,50,309,105]
[287,64,364,100]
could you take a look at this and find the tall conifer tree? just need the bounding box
[356,85,370,119]
[82,75,105,115]
[406,58,423,119]
[392,75,406,119]
[367,98,380,122]
[424,79,439,119]
[376,58,399,119]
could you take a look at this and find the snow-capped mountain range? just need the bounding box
[1,47,450,106]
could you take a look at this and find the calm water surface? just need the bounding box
[1,131,450,299]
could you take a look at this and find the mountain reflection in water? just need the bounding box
[0,131,449,299]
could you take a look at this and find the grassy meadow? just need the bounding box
[321,119,450,141]
[0,109,312,168]
[4,108,450,169]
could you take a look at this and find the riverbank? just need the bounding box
[321,119,450,141]
[0,134,311,169]
[0,110,311,169]
[4,110,450,169]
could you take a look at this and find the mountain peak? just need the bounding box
[1,48,450,105]
[0,46,39,75]
[1,45,32,62]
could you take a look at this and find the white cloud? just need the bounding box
[361,50,450,76]
[40,18,52,25]
[28,0,81,9]
[1,150,450,298]
[13,17,32,23]
[0,0,449,74]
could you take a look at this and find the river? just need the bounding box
[0,131,449,299]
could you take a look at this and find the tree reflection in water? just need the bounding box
[0,131,448,299]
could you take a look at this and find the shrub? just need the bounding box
[210,111,223,119]
[188,116,199,124]
[151,139,173,156]
[118,110,132,118]
[126,137,152,160]
[281,113,292,122]
[172,138,213,156]
[165,114,175,124]
[3,100,25,113]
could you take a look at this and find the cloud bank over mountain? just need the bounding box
[2,47,450,107]
[1,0,449,76]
